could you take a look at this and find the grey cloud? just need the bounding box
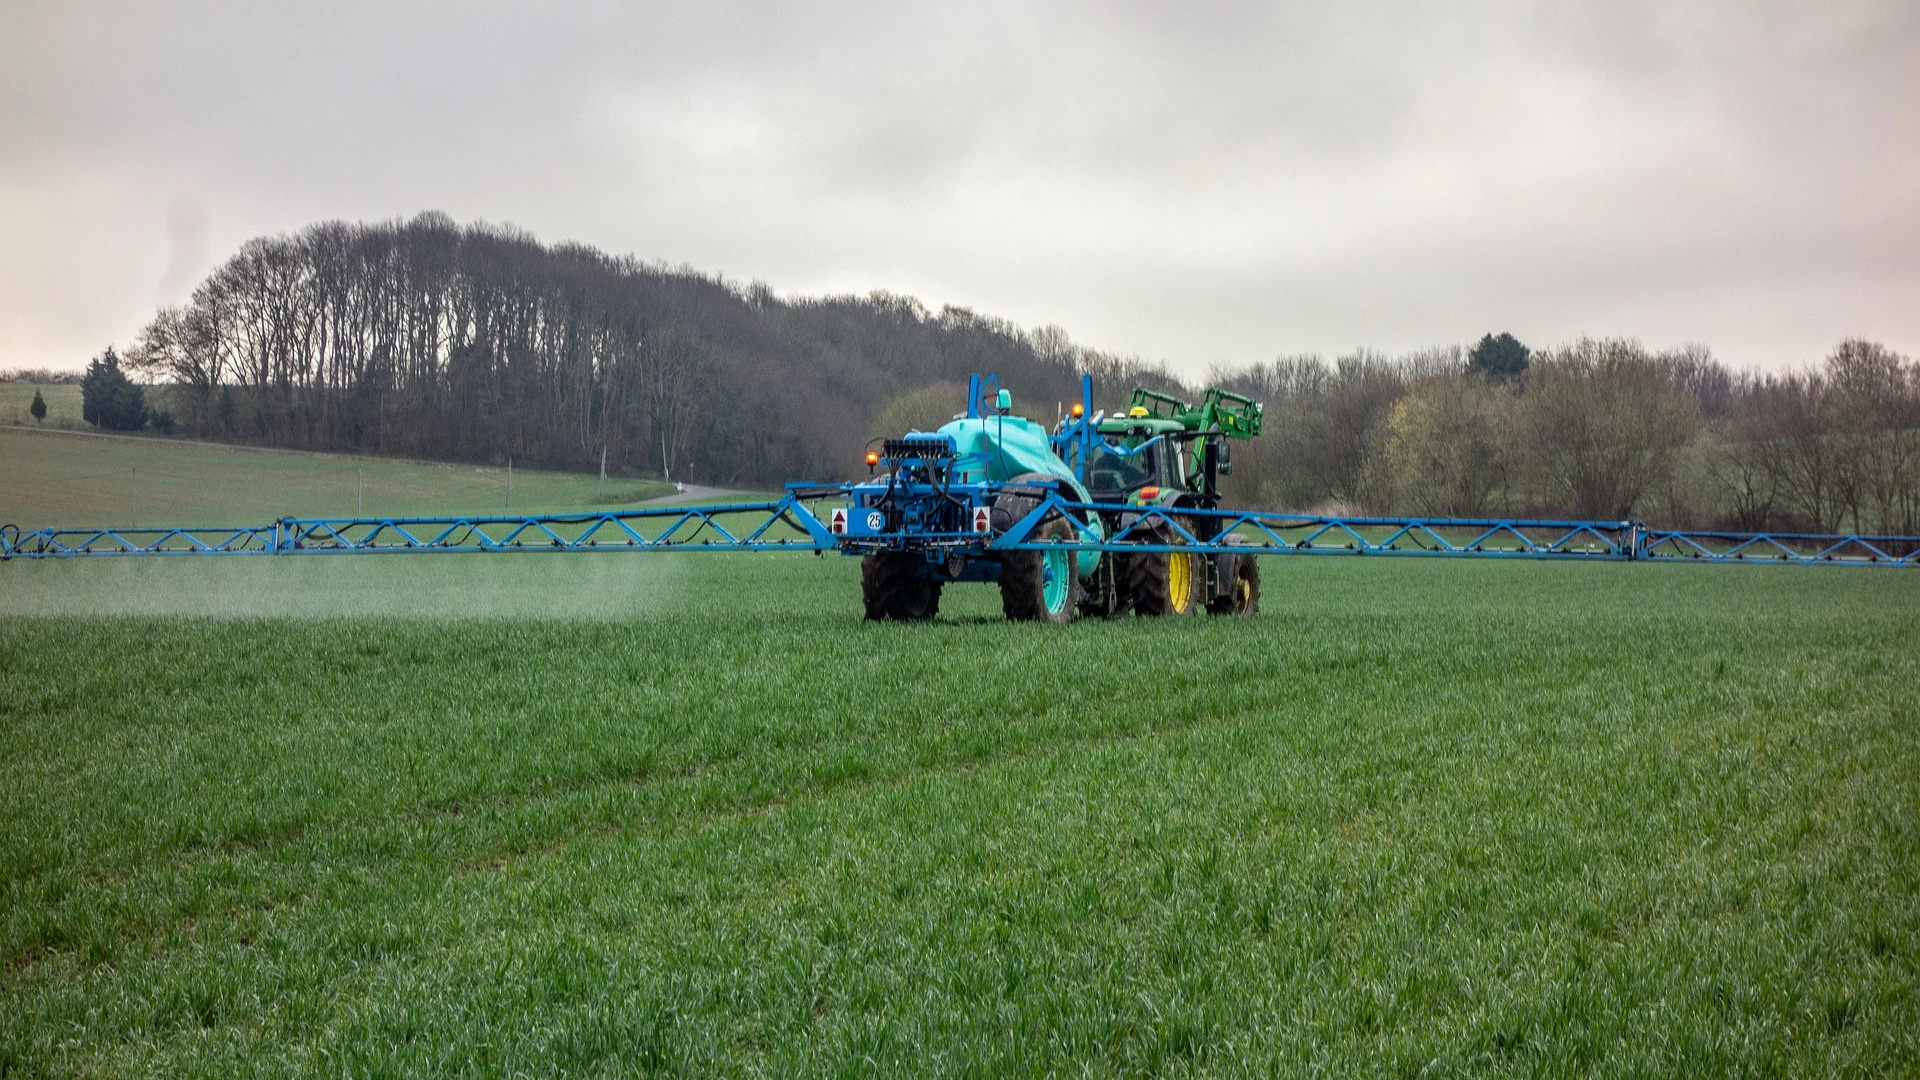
[0,0,1915,374]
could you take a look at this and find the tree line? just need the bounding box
[1211,335,1920,535]
[124,213,1171,484]
[117,213,1917,534]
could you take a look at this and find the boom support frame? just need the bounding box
[5,490,1916,567]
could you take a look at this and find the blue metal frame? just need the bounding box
[5,489,1916,567]
[1640,527,1920,566]
[1049,374,1102,483]
[994,499,1638,559]
[0,496,837,558]
[988,496,1918,566]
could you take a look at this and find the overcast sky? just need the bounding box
[2,1,1916,378]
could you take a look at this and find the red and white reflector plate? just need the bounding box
[972,506,992,533]
[830,507,848,535]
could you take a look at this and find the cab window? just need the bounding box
[1088,440,1157,495]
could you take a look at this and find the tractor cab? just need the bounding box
[1086,414,1190,501]
[1079,388,1262,506]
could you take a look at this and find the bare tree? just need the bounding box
[1733,371,1846,530]
[1825,339,1920,534]
[1699,428,1779,530]
[1515,339,1699,520]
[1381,374,1512,516]
[641,326,712,482]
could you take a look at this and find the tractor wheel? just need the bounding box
[1127,522,1202,617]
[861,552,941,621]
[1206,542,1261,616]
[994,482,1077,623]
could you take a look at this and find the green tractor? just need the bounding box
[1065,385,1264,618]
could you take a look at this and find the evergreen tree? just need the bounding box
[80,348,147,430]
[1467,332,1530,381]
[29,388,46,422]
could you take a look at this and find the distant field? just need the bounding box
[0,382,83,428]
[2,546,1916,1076]
[0,426,677,529]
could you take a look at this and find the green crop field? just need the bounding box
[0,427,677,531]
[2,538,1916,1077]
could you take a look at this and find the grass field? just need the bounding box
[0,383,83,428]
[0,427,677,530]
[2,540,1917,1076]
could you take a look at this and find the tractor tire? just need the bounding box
[993,481,1078,623]
[1127,522,1202,617]
[1206,540,1261,616]
[861,552,941,621]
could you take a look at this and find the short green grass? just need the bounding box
[0,427,676,530]
[2,550,1916,1077]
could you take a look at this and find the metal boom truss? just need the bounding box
[5,488,1917,567]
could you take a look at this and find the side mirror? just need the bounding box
[995,389,1012,412]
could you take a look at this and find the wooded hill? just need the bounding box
[124,213,1175,486]
[120,213,1919,535]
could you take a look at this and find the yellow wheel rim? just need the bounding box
[1168,550,1194,613]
